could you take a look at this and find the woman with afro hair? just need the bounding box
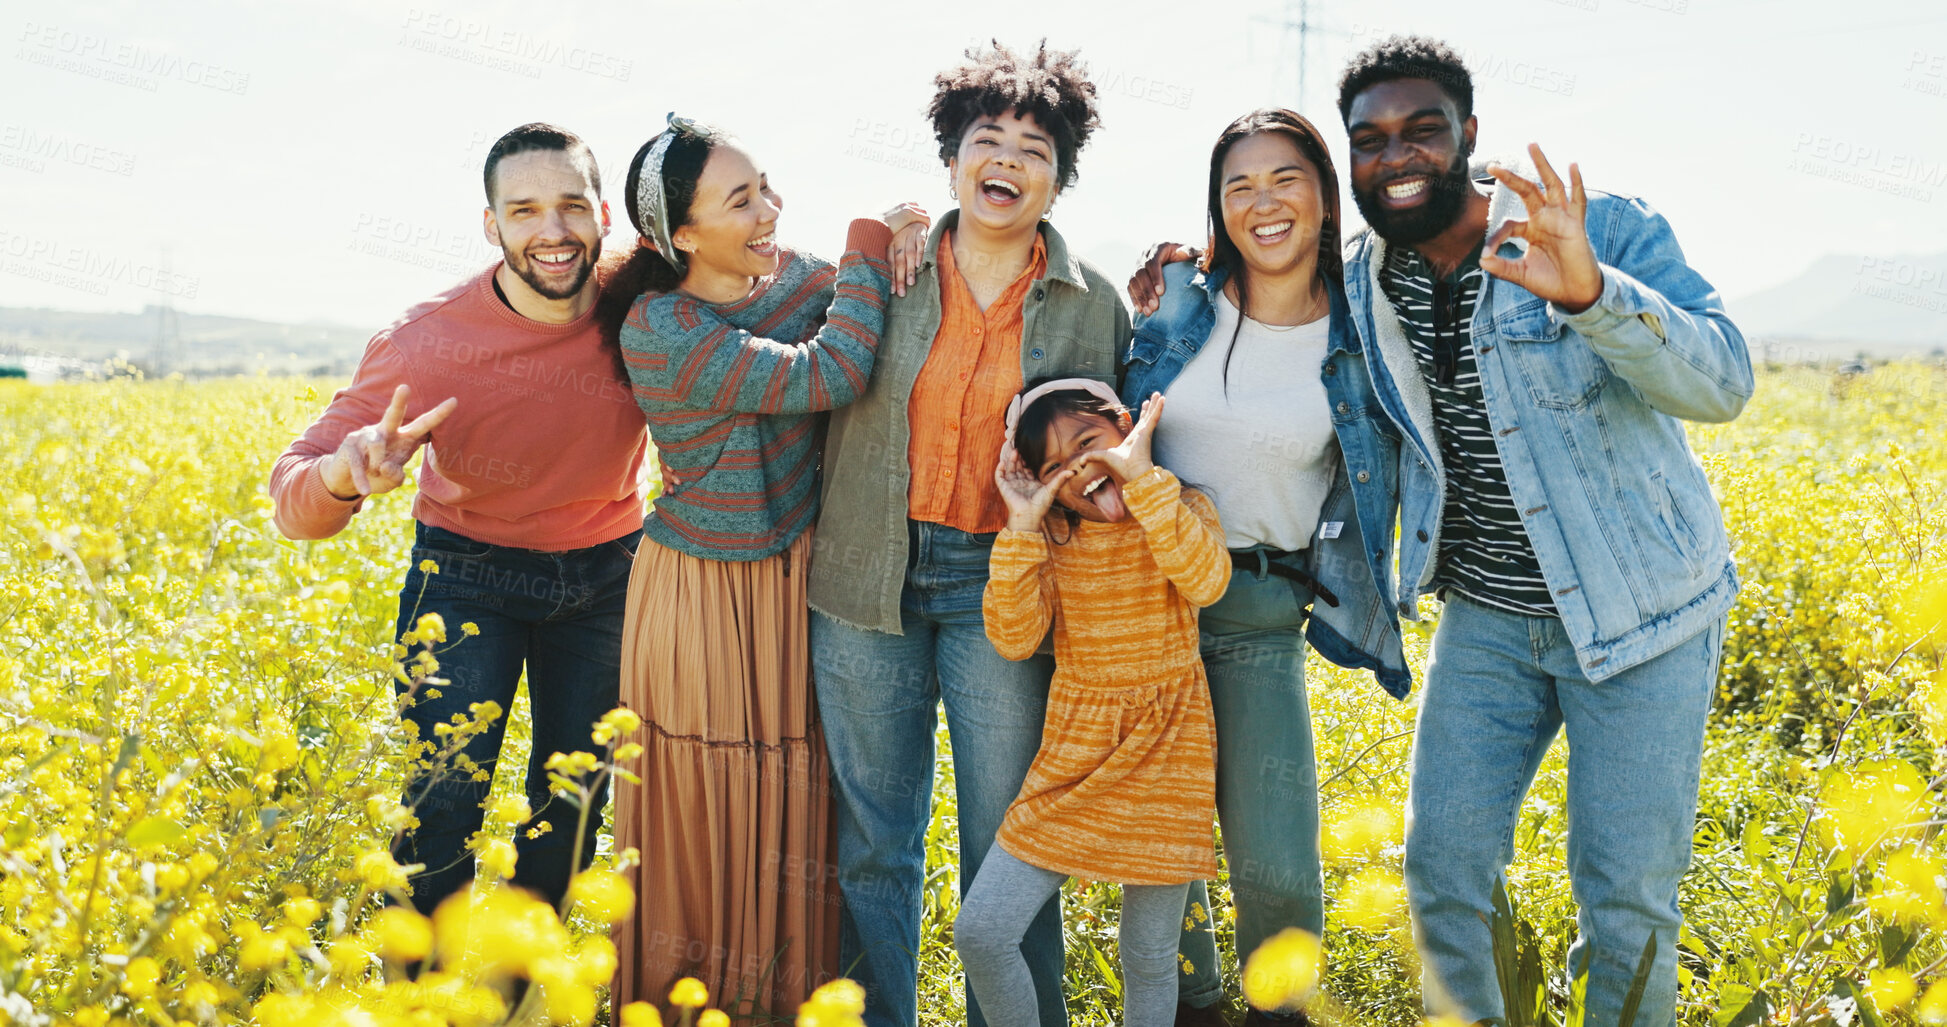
[806,39,1132,1027]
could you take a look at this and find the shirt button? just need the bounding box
[958,372,968,381]
[1030,348,1044,360]
[973,327,984,336]
[943,469,953,477]
[1337,402,1351,415]
[949,423,959,432]
[1417,529,1429,542]
[1356,470,1370,483]
[1324,363,1337,376]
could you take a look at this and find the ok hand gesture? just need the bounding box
[1480,143,1605,314]
[994,441,1076,533]
[321,384,458,500]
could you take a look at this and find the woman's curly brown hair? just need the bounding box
[926,39,1101,192]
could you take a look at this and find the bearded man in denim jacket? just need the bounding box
[1330,36,1750,1025]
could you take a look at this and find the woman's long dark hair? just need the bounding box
[1202,108,1343,389]
[595,126,720,342]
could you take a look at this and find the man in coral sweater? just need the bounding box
[269,123,648,917]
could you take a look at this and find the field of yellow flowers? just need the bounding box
[0,362,1941,1027]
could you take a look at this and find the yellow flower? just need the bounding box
[1867,968,1917,1011]
[474,837,518,881]
[415,612,447,644]
[420,558,441,574]
[121,956,160,998]
[431,884,567,982]
[798,979,867,1027]
[669,976,710,1007]
[461,620,480,636]
[1240,928,1322,1013]
[700,1011,730,1027]
[1917,978,1947,1021]
[369,906,433,962]
[1821,758,1928,857]
[355,849,412,892]
[1337,868,1407,933]
[620,1002,666,1027]
[567,869,635,925]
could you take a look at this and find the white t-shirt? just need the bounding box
[1150,292,1338,552]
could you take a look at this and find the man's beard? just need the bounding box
[505,239,600,300]
[1352,151,1474,246]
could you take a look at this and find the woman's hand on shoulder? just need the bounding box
[882,202,931,297]
[1127,242,1201,317]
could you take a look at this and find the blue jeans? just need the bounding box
[811,520,1065,1027]
[1404,593,1723,1027]
[1175,550,1323,1012]
[390,521,638,914]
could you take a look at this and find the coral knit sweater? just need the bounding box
[268,267,649,550]
[983,467,1231,885]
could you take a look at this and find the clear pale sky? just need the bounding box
[2,0,1944,330]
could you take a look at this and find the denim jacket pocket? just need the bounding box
[1652,470,1707,577]
[1495,301,1610,410]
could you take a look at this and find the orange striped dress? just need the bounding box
[982,466,1231,886]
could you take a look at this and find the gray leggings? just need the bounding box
[955,843,1191,1027]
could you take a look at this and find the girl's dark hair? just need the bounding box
[927,39,1101,192]
[1012,383,1127,475]
[1202,108,1343,389]
[596,124,722,339]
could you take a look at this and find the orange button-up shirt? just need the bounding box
[907,231,1048,533]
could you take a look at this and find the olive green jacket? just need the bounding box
[807,210,1132,633]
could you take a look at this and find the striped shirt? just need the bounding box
[620,219,893,561]
[1380,243,1557,616]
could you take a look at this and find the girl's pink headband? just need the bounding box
[1002,378,1124,443]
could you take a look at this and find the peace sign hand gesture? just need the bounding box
[1480,143,1606,314]
[321,384,458,500]
[995,440,1076,533]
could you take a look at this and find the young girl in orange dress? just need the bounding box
[954,378,1230,1027]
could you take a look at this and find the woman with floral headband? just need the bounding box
[605,113,928,1017]
[805,41,1129,1027]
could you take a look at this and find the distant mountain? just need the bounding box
[0,305,370,376]
[1727,251,1947,359]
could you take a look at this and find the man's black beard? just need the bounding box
[1352,152,1474,246]
[507,240,599,300]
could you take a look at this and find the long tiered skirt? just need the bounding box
[610,529,838,1019]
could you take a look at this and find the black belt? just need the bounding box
[1229,548,1340,607]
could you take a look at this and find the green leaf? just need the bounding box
[1879,923,1916,967]
[1088,941,1121,998]
[125,816,186,849]
[1836,977,1889,1027]
[1617,930,1657,1027]
[1722,988,1771,1027]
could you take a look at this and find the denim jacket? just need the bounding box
[1124,261,1412,698]
[1342,166,1753,681]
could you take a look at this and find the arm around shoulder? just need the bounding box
[620,219,893,415]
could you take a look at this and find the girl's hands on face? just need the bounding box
[995,440,1076,533]
[1077,393,1163,485]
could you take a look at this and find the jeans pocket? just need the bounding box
[415,523,495,559]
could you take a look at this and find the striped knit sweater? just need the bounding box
[983,467,1230,885]
[620,219,893,560]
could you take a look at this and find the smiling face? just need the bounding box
[1345,77,1477,245]
[1032,409,1133,523]
[950,108,1060,238]
[1219,131,1328,284]
[672,142,783,284]
[484,149,608,301]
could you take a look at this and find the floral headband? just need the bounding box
[1002,377,1124,444]
[636,112,707,275]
